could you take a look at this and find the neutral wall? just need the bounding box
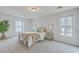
[0,12,33,38]
[33,8,79,46]
[0,13,16,38]
[24,18,33,32]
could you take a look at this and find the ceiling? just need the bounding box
[0,6,78,18]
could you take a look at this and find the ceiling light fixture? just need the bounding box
[28,7,39,12]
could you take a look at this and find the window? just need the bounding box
[16,19,24,32]
[60,16,73,37]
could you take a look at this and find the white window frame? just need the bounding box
[15,19,24,33]
[59,15,73,37]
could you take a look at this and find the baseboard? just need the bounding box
[6,34,18,39]
[53,40,79,47]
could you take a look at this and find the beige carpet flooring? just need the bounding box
[0,36,79,53]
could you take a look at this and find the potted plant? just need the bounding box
[0,20,9,40]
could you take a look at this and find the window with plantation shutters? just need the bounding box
[16,19,24,32]
[60,16,73,37]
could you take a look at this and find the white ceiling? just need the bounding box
[0,6,78,18]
